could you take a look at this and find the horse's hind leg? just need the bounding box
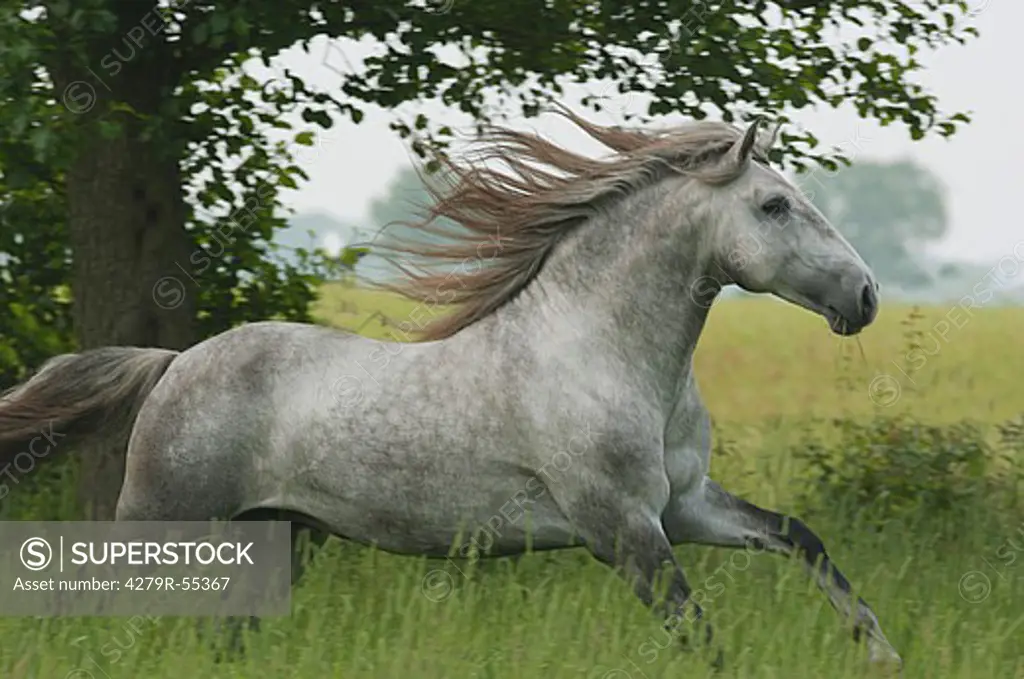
[114,486,252,660]
[211,509,330,658]
[662,477,902,668]
[117,481,332,659]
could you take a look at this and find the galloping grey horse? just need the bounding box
[0,110,901,668]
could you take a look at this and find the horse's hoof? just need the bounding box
[866,638,903,676]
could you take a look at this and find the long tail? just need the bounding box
[0,347,179,479]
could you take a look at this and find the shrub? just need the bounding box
[792,415,1022,530]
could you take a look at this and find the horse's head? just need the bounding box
[704,120,878,336]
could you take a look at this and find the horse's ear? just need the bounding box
[726,117,763,170]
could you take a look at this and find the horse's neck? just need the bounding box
[489,187,718,406]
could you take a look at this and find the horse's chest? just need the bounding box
[663,394,712,495]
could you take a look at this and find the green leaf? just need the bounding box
[300,108,333,129]
[97,120,123,140]
[276,171,299,189]
[339,247,369,268]
[233,16,251,37]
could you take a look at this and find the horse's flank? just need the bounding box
[370,107,774,341]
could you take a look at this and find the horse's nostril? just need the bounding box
[860,282,877,319]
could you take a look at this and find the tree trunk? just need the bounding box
[35,3,201,520]
[66,119,196,519]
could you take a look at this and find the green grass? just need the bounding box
[3,285,1024,678]
[9,524,1024,679]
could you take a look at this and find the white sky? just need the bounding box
[268,1,1020,265]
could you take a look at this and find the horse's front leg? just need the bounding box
[544,475,723,668]
[662,477,902,669]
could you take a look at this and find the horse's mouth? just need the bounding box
[825,306,862,336]
[774,287,865,337]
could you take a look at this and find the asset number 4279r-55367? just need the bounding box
[124,576,231,591]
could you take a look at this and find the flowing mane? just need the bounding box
[370,107,774,341]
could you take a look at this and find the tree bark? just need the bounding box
[66,119,196,519]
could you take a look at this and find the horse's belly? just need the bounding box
[273,471,578,557]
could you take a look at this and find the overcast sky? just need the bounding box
[267,1,1019,265]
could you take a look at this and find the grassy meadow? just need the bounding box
[3,284,1024,678]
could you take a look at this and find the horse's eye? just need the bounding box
[761,196,790,219]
